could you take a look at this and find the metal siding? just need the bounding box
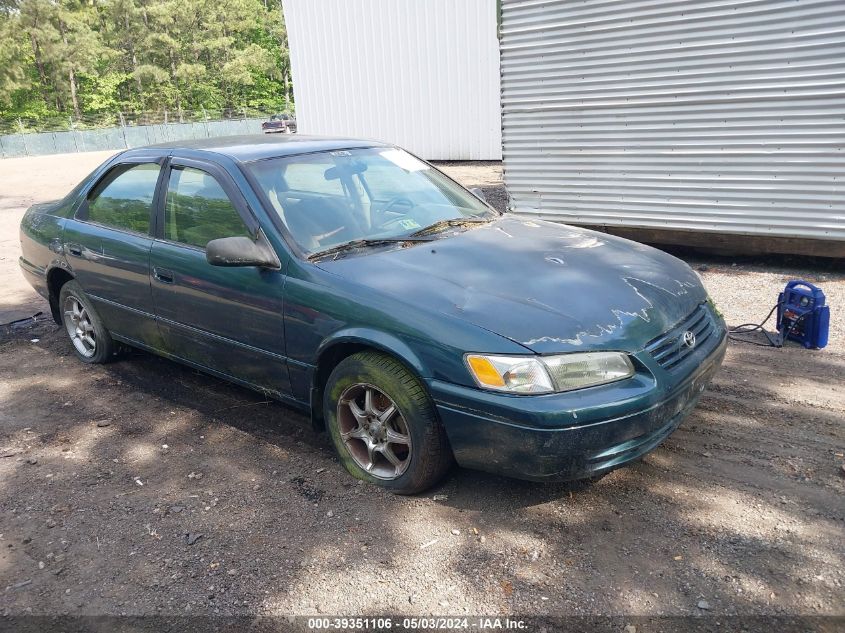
[500,0,845,243]
[283,0,502,160]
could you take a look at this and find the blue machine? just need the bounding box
[777,280,830,349]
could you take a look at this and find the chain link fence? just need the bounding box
[0,108,291,158]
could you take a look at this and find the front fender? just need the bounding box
[284,263,534,427]
[308,328,430,431]
[315,327,428,378]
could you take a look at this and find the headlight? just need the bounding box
[542,352,635,391]
[465,352,635,394]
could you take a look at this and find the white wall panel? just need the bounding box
[283,0,502,160]
[500,0,845,244]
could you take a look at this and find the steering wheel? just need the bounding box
[381,196,415,215]
[373,196,415,229]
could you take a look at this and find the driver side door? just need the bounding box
[149,157,291,397]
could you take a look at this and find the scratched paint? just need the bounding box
[320,216,706,354]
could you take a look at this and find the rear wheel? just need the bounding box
[324,351,453,494]
[59,280,118,364]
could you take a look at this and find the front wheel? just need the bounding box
[324,351,453,494]
[59,280,118,364]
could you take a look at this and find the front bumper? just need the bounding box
[428,331,727,482]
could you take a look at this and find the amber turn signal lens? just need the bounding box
[466,355,506,388]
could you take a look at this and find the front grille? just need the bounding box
[645,304,716,372]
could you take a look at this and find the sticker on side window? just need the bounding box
[379,149,429,172]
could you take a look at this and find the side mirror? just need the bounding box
[470,187,486,202]
[206,231,280,269]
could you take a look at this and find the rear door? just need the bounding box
[63,155,166,344]
[149,156,291,396]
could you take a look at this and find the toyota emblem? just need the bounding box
[682,330,696,349]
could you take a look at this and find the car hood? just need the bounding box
[316,216,706,353]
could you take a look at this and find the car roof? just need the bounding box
[139,134,388,162]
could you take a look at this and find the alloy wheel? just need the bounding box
[337,383,412,479]
[63,296,96,358]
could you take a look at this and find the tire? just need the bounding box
[58,280,118,364]
[324,351,453,494]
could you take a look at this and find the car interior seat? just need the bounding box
[282,196,364,251]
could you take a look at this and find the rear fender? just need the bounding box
[19,208,70,321]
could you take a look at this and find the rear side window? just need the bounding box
[164,166,251,249]
[86,163,160,233]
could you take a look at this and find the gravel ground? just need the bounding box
[0,152,843,623]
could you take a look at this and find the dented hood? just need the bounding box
[317,217,706,353]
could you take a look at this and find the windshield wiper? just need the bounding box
[409,216,492,237]
[307,237,432,261]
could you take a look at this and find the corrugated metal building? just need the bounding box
[282,0,502,160]
[500,0,845,254]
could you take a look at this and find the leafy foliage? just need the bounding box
[0,0,292,122]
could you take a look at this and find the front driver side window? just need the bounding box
[164,166,251,249]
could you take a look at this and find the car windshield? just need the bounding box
[247,147,495,255]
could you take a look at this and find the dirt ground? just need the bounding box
[0,152,843,624]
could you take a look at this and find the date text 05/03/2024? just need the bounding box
[307,617,528,630]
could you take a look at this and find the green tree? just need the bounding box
[0,0,293,123]
[0,11,27,108]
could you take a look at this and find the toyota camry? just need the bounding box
[19,135,726,493]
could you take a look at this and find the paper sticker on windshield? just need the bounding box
[398,218,421,230]
[379,149,429,172]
